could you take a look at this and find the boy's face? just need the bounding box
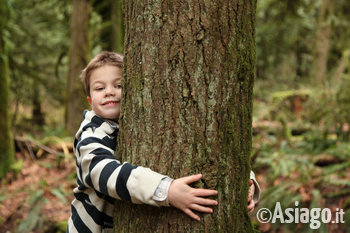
[88,65,122,120]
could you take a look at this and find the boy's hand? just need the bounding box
[168,174,218,221]
[247,179,255,214]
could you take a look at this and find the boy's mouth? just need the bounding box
[102,100,119,106]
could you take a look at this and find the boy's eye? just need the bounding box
[115,84,122,89]
[95,87,104,91]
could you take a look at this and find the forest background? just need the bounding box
[0,0,350,232]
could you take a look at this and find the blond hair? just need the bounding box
[81,51,124,96]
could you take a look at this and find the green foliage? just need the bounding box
[0,193,9,203]
[18,189,46,233]
[253,130,350,232]
[253,1,350,232]
[345,210,350,232]
[256,0,316,86]
[17,202,44,233]
[55,220,68,233]
[8,0,71,129]
[10,158,24,174]
[256,0,350,94]
[42,125,68,138]
[15,181,71,232]
[51,187,68,204]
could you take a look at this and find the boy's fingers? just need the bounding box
[190,204,213,213]
[193,188,217,197]
[184,208,200,221]
[181,174,202,184]
[248,195,252,202]
[247,200,255,213]
[194,197,218,206]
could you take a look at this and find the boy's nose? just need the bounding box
[105,87,115,96]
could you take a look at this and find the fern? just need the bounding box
[17,189,46,233]
[51,188,67,204]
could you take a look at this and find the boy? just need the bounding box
[67,51,260,232]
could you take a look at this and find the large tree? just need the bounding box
[0,0,15,179]
[115,1,256,232]
[65,0,91,135]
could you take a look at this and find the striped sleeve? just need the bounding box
[76,130,133,201]
[76,127,167,206]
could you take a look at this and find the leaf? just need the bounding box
[28,189,44,206]
[51,188,67,204]
[0,194,9,203]
[17,201,43,233]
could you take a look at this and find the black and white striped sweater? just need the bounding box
[67,110,167,233]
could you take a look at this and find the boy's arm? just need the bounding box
[77,131,217,211]
[76,131,166,206]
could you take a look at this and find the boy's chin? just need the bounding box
[100,112,120,121]
[105,114,119,121]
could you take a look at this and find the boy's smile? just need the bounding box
[88,65,122,120]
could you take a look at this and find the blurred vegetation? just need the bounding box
[252,0,350,232]
[0,0,349,232]
[1,0,121,232]
[6,0,114,135]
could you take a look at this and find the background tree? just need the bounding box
[111,0,124,53]
[0,0,15,178]
[310,0,333,86]
[65,0,91,135]
[114,1,256,232]
[93,0,124,52]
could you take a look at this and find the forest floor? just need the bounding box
[253,169,350,233]
[0,147,75,233]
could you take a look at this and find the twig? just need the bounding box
[15,136,61,157]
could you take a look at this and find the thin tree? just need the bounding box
[114,1,256,232]
[0,0,15,179]
[93,0,124,53]
[311,0,333,85]
[65,0,91,135]
[111,0,124,53]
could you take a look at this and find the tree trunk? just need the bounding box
[311,0,333,86]
[111,0,124,53]
[0,0,15,179]
[65,0,90,135]
[93,0,124,53]
[32,76,45,125]
[114,1,256,232]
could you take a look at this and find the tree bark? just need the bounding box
[65,0,90,135]
[0,0,15,179]
[115,1,256,232]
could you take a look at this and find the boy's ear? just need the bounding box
[87,96,92,106]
